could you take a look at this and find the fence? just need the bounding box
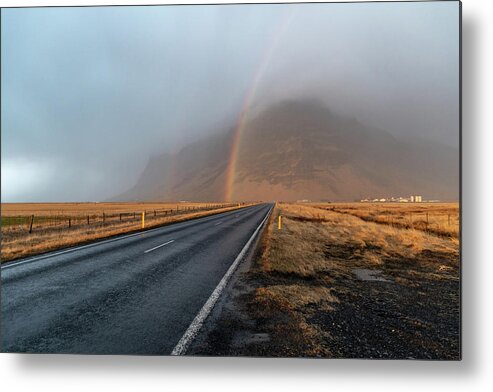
[1,203,239,234]
[320,206,459,237]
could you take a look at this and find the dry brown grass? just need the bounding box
[1,203,250,262]
[311,202,459,238]
[1,202,221,216]
[259,203,458,277]
[1,202,236,233]
[252,285,332,357]
[244,202,460,358]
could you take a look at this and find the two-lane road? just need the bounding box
[1,203,273,354]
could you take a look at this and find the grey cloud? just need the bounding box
[1,2,459,202]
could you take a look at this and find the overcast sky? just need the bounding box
[1,1,460,202]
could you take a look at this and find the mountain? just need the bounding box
[115,99,459,202]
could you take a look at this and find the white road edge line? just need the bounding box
[144,240,175,254]
[171,205,273,356]
[214,221,223,226]
[1,205,258,270]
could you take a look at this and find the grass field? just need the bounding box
[0,202,247,262]
[1,202,229,216]
[312,202,459,238]
[191,202,460,359]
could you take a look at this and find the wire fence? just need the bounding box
[320,206,459,237]
[1,203,240,233]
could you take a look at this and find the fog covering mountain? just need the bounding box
[115,99,459,202]
[2,3,459,202]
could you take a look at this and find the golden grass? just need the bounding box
[261,203,458,277]
[246,202,460,357]
[1,203,251,262]
[311,202,460,238]
[1,201,225,216]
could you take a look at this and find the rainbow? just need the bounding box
[223,8,296,202]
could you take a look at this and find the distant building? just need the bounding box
[360,195,423,203]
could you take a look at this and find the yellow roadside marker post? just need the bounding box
[278,215,282,230]
[142,212,145,229]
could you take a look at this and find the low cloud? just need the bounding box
[1,2,459,202]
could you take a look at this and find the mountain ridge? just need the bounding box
[114,99,459,202]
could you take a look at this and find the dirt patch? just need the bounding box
[352,268,390,282]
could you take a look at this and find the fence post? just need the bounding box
[87,215,90,225]
[154,210,156,217]
[103,212,105,223]
[448,214,451,225]
[68,218,71,228]
[120,213,122,221]
[29,215,34,233]
[142,212,145,229]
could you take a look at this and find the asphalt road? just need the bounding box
[1,203,273,354]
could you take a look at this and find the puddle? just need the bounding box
[245,333,270,344]
[230,331,271,349]
[352,268,391,282]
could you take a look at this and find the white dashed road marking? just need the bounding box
[144,240,175,254]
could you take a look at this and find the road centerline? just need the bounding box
[144,240,175,254]
[1,203,272,354]
[1,204,259,270]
